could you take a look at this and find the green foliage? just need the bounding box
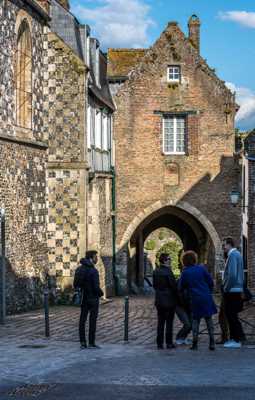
[156,240,183,277]
[144,239,156,251]
[158,230,165,240]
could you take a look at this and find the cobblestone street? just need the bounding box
[1,296,255,399]
[1,296,255,345]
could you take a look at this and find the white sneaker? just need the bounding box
[224,340,242,349]
[175,339,185,345]
[184,338,192,345]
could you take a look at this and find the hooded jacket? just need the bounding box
[77,258,104,303]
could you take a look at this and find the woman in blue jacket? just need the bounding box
[179,251,217,350]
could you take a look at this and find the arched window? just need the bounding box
[16,19,32,129]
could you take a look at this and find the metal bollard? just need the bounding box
[124,296,129,342]
[44,289,50,338]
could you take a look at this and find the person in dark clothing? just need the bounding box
[222,238,245,348]
[216,248,230,345]
[74,250,104,349]
[153,253,178,350]
[179,251,217,351]
[175,257,192,345]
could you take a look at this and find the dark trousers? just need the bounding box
[176,305,192,340]
[192,317,214,344]
[156,307,175,346]
[218,297,229,342]
[79,300,99,345]
[224,293,245,342]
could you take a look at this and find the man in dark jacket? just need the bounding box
[153,253,178,349]
[74,250,104,349]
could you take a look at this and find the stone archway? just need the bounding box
[118,200,223,291]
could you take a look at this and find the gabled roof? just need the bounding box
[108,49,147,78]
[107,20,235,103]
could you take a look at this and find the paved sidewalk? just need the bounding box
[1,296,255,345]
[1,340,255,399]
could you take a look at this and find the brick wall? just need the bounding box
[111,21,241,290]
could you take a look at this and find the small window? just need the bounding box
[163,116,186,154]
[167,66,180,82]
[95,109,102,149]
[102,114,108,151]
[87,105,91,149]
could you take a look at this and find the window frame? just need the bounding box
[162,115,186,155]
[167,65,181,83]
[16,18,33,130]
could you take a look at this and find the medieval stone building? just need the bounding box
[0,0,49,312]
[108,16,241,292]
[46,0,115,297]
[0,0,115,313]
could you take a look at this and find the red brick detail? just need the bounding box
[187,114,199,156]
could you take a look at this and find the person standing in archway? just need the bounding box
[153,253,178,349]
[179,251,217,351]
[222,238,245,348]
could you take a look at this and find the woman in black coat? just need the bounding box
[153,253,178,349]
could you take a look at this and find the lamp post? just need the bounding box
[230,189,240,207]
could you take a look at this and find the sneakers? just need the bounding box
[175,338,192,345]
[223,340,242,349]
[175,339,185,345]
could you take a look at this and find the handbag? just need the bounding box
[72,289,82,306]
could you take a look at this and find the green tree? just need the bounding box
[144,239,156,251]
[156,240,183,277]
[158,230,165,240]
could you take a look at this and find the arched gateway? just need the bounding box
[108,17,241,293]
[118,201,222,290]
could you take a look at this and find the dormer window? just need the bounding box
[167,66,181,83]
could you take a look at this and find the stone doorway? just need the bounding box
[127,205,218,291]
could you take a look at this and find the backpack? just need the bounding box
[73,265,86,289]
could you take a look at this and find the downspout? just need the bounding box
[111,165,119,295]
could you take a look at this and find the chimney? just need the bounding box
[188,15,201,53]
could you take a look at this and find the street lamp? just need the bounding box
[230,189,240,207]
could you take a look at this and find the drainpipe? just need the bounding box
[111,165,119,295]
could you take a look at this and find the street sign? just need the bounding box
[0,208,6,324]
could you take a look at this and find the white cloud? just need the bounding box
[218,11,255,28]
[226,82,255,130]
[72,0,155,49]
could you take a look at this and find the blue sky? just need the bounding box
[70,0,255,130]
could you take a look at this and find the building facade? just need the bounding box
[0,0,115,313]
[242,132,255,288]
[46,0,115,297]
[108,16,241,292]
[0,0,49,312]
